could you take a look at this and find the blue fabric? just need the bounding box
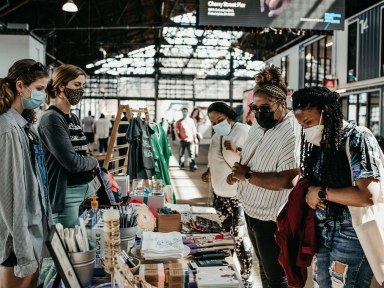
[314,223,373,287]
[34,143,50,214]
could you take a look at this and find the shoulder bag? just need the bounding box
[346,132,384,284]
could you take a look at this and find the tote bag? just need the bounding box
[346,131,384,284]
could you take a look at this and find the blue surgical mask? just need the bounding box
[21,88,47,110]
[182,113,188,118]
[213,119,231,136]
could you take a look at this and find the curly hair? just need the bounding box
[292,87,343,182]
[253,65,287,99]
[0,59,48,123]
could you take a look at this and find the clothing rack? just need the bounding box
[103,105,149,175]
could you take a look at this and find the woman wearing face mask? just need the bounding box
[292,86,380,287]
[0,59,52,287]
[202,102,253,286]
[227,66,301,287]
[38,64,98,228]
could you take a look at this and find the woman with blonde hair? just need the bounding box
[0,59,51,288]
[38,64,98,228]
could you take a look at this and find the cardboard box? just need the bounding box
[157,213,181,233]
[130,192,165,210]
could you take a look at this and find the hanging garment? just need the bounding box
[152,124,172,167]
[150,124,172,186]
[126,117,155,180]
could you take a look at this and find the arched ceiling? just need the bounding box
[0,0,379,71]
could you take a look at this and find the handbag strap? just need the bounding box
[220,136,233,169]
[242,141,262,166]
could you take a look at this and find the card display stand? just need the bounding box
[103,105,149,175]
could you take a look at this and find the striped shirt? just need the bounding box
[238,112,301,221]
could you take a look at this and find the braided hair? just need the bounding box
[253,65,287,101]
[292,86,343,184]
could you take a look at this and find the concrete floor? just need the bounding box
[167,139,382,288]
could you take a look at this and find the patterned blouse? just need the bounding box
[310,121,381,223]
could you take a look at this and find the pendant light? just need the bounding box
[62,0,78,12]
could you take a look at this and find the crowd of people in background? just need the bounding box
[1,59,384,288]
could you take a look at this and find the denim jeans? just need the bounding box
[313,222,373,287]
[33,143,50,215]
[52,183,95,228]
[245,214,287,288]
[98,138,108,153]
[178,141,196,169]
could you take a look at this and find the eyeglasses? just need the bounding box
[248,99,281,113]
[17,62,46,79]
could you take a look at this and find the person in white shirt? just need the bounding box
[94,113,111,153]
[202,102,253,286]
[227,66,301,287]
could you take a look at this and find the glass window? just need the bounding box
[348,94,357,122]
[358,93,367,126]
[381,7,384,77]
[369,91,380,137]
[344,91,380,133]
[303,36,332,87]
[347,21,358,82]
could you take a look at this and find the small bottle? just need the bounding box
[89,196,99,226]
[90,195,99,213]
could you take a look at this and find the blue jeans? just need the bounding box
[33,143,50,214]
[178,141,196,169]
[52,183,95,228]
[313,223,373,287]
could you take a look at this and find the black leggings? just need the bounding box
[245,214,287,288]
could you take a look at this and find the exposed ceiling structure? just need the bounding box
[0,0,379,75]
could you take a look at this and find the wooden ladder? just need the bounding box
[103,104,149,175]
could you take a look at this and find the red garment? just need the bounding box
[175,117,196,142]
[275,178,317,288]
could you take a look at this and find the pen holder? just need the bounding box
[69,246,96,288]
[120,226,138,252]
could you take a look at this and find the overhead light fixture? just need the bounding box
[326,41,333,47]
[62,0,78,12]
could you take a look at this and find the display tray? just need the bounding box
[129,244,191,262]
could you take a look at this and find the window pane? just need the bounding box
[347,21,358,82]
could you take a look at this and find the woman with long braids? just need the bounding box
[292,86,381,286]
[0,59,52,287]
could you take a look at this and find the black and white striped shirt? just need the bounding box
[238,113,301,221]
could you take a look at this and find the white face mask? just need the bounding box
[213,118,231,136]
[303,113,324,146]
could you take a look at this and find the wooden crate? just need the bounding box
[157,213,181,232]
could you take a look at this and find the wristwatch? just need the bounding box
[318,187,327,200]
[244,171,252,181]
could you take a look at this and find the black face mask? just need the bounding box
[255,111,279,129]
